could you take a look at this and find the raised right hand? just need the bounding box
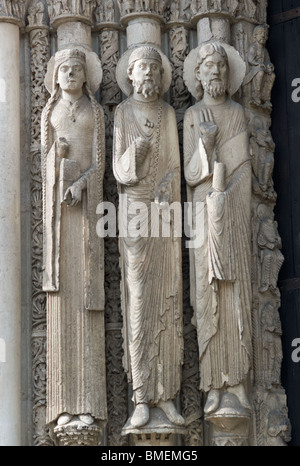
[199,108,218,143]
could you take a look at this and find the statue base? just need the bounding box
[205,393,251,446]
[122,407,186,447]
[53,418,104,446]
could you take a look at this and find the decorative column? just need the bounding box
[94,1,128,447]
[0,0,25,446]
[27,0,52,446]
[166,1,203,447]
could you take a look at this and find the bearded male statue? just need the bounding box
[113,46,184,429]
[184,41,253,417]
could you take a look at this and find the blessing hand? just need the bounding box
[199,108,218,143]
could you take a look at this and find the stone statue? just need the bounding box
[82,0,96,17]
[113,46,184,429]
[53,0,62,17]
[257,206,284,294]
[117,0,134,15]
[104,0,115,21]
[73,0,82,14]
[267,407,292,446]
[261,302,282,388]
[95,0,104,22]
[251,128,276,201]
[28,0,45,26]
[244,25,275,110]
[61,0,70,14]
[184,41,252,417]
[170,0,180,21]
[190,0,199,15]
[42,48,106,445]
[236,0,256,20]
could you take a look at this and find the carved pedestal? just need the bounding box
[54,418,104,447]
[205,393,251,446]
[122,408,186,447]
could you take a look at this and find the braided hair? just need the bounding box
[41,56,105,237]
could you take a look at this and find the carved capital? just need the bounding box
[190,0,237,24]
[0,0,26,27]
[117,0,168,22]
[27,0,49,31]
[47,0,96,28]
[94,0,121,29]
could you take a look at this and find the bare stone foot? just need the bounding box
[228,383,252,411]
[78,414,95,425]
[131,403,149,428]
[158,400,185,426]
[204,389,221,415]
[57,412,73,426]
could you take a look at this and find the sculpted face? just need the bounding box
[57,58,86,93]
[255,28,267,45]
[197,51,229,98]
[129,58,162,99]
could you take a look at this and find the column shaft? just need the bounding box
[0,22,21,446]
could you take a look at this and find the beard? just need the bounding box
[203,80,226,98]
[133,79,160,99]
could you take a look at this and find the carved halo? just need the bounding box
[116,45,172,97]
[183,41,246,100]
[44,45,103,95]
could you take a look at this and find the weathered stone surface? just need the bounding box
[0,0,289,447]
[41,45,107,445]
[183,40,253,444]
[113,45,185,438]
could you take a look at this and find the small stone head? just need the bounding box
[127,46,164,99]
[195,42,229,100]
[253,25,268,45]
[53,49,88,95]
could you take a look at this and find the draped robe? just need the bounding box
[184,97,252,392]
[113,97,183,405]
[42,94,106,426]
